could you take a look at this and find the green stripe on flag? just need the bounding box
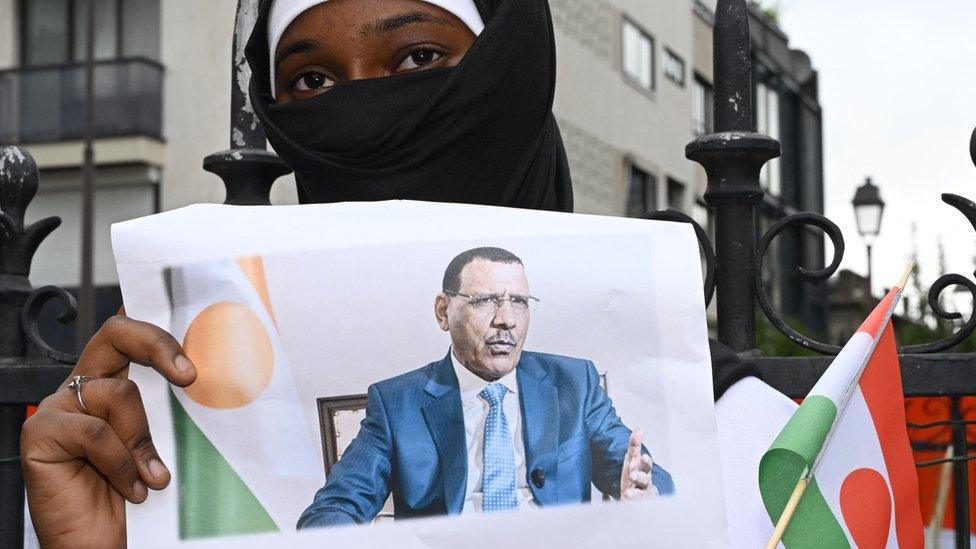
[169,390,278,539]
[759,396,849,547]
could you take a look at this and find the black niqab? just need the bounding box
[245,0,573,211]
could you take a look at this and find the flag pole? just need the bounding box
[764,261,915,549]
[895,261,914,292]
[765,474,810,549]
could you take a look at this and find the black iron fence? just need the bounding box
[0,58,164,145]
[0,0,973,547]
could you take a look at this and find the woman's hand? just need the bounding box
[20,315,196,548]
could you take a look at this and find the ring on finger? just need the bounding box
[66,375,97,415]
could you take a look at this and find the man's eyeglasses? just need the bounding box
[444,291,540,313]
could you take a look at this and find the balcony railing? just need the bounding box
[0,58,163,145]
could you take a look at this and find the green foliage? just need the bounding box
[895,315,976,353]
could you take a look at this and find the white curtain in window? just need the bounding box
[623,21,652,90]
[693,80,706,135]
[665,52,683,84]
[757,83,781,196]
[767,89,781,196]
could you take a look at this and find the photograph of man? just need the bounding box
[298,247,674,528]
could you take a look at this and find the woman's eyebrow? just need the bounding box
[361,11,453,37]
[275,39,322,72]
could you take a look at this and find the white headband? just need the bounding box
[268,0,485,96]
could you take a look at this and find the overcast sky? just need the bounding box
[770,0,976,314]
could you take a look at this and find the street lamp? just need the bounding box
[852,177,885,294]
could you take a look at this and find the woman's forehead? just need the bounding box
[269,0,484,54]
[283,0,459,41]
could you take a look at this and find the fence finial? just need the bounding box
[0,146,76,361]
[0,147,61,278]
[204,0,292,206]
[713,0,753,132]
[684,0,780,353]
[231,0,265,149]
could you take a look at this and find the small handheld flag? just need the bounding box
[761,263,924,548]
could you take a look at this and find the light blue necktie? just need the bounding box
[480,383,518,512]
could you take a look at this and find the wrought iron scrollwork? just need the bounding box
[755,194,976,355]
[755,212,846,355]
[20,285,79,365]
[642,209,717,307]
[901,273,976,354]
[901,193,976,354]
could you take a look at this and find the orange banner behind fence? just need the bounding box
[906,396,976,534]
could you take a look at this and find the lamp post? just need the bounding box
[76,0,96,351]
[852,177,885,295]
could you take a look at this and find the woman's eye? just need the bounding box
[293,71,334,92]
[397,48,443,71]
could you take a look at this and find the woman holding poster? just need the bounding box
[20,1,581,546]
[19,0,761,547]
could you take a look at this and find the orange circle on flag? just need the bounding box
[182,301,274,409]
[840,467,892,549]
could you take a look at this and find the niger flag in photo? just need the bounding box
[166,256,319,539]
[759,271,924,548]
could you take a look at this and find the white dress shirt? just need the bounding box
[450,350,535,513]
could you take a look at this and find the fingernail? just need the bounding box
[174,354,194,374]
[133,480,147,501]
[148,458,168,479]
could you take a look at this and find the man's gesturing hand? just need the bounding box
[20,315,196,548]
[619,427,656,501]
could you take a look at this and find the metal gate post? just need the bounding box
[686,0,780,353]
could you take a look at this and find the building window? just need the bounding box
[664,48,685,87]
[692,199,709,227]
[626,163,657,217]
[756,81,781,196]
[622,18,654,92]
[692,75,714,136]
[120,0,161,60]
[667,178,686,212]
[22,0,70,66]
[70,0,118,62]
[21,0,160,66]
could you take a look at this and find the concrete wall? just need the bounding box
[551,0,697,216]
[29,176,156,287]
